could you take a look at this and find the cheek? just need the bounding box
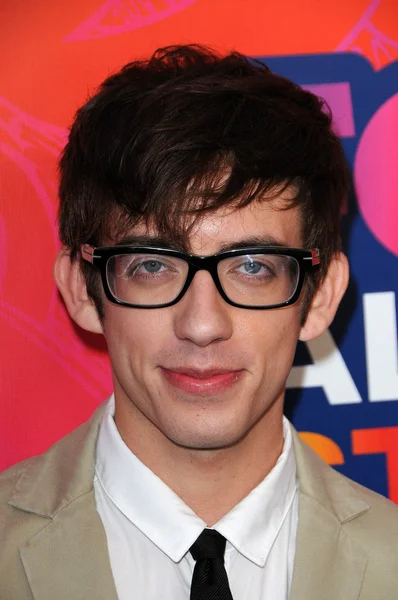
[241,309,301,370]
[103,306,172,367]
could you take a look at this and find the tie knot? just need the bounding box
[190,529,227,561]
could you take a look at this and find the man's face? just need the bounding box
[102,197,304,451]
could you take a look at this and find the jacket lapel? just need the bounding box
[18,490,118,600]
[8,403,118,600]
[290,429,369,600]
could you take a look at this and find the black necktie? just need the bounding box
[189,529,234,600]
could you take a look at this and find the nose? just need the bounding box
[173,270,233,347]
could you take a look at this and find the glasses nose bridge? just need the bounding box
[186,254,221,291]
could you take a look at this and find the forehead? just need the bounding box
[117,195,303,254]
[190,199,302,253]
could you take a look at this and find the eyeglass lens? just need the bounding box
[106,252,300,307]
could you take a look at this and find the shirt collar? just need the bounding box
[213,417,297,566]
[95,395,296,566]
[95,395,206,562]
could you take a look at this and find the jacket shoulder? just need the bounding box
[0,456,51,599]
[1,454,37,484]
[293,428,398,554]
[339,472,398,545]
[0,455,40,511]
[0,402,105,516]
[340,476,398,598]
[0,404,106,600]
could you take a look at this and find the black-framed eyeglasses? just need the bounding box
[81,244,320,310]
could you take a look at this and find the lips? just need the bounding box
[167,367,238,379]
[161,366,243,394]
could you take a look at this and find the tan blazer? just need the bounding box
[1,403,397,600]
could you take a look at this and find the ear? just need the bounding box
[53,247,103,334]
[299,252,349,342]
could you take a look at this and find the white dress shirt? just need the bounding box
[94,396,298,600]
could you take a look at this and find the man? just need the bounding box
[0,45,397,600]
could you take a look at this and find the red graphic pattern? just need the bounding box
[353,427,398,503]
[63,0,198,42]
[336,0,398,69]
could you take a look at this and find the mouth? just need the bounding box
[160,367,244,395]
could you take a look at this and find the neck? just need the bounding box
[114,395,284,526]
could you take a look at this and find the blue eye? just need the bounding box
[236,260,274,278]
[139,260,165,273]
[242,261,263,274]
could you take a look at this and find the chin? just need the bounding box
[166,422,249,451]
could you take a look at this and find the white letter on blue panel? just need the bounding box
[287,329,362,405]
[364,291,398,402]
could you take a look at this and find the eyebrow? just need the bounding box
[216,236,289,253]
[114,234,290,254]
[115,235,184,250]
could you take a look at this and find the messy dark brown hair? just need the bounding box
[58,44,349,319]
